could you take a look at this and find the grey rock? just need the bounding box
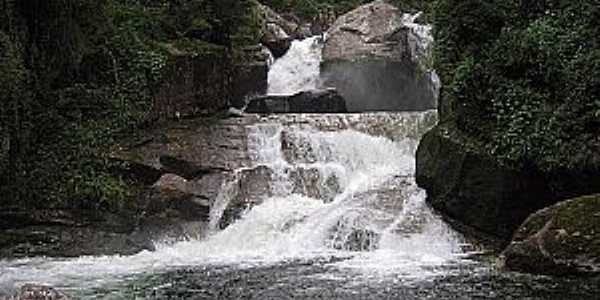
[261,23,292,58]
[13,284,71,300]
[321,0,438,112]
[323,0,406,62]
[321,60,437,112]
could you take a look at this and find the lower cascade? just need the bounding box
[0,112,470,296]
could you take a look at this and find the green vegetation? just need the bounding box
[433,0,600,172]
[261,0,431,21]
[0,0,262,210]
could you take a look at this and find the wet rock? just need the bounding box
[0,213,153,258]
[321,60,437,112]
[501,194,600,276]
[148,174,210,218]
[289,167,341,203]
[231,45,270,108]
[113,116,259,173]
[14,284,71,300]
[261,23,292,58]
[218,166,274,229]
[330,216,380,252]
[321,0,437,112]
[245,89,347,114]
[416,124,557,240]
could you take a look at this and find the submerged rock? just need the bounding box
[245,89,347,114]
[501,194,600,276]
[330,216,380,252]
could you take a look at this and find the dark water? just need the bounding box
[74,257,599,300]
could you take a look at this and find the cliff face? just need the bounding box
[416,0,600,250]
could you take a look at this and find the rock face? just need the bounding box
[501,194,600,275]
[258,3,305,58]
[416,124,600,243]
[321,0,438,112]
[415,125,557,240]
[153,46,268,120]
[245,89,348,114]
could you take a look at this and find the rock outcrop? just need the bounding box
[415,124,557,240]
[321,0,438,112]
[258,3,306,58]
[416,124,600,243]
[245,89,347,114]
[153,45,269,120]
[501,194,600,275]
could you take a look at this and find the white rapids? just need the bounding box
[267,36,324,95]
[0,13,466,297]
[0,112,469,295]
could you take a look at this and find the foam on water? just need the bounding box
[0,13,462,295]
[0,112,468,295]
[267,36,324,95]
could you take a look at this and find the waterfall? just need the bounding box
[0,17,467,297]
[267,36,324,95]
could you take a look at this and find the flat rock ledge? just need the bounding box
[245,89,348,114]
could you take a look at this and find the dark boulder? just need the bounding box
[416,123,600,243]
[415,124,556,240]
[245,89,347,114]
[501,194,600,276]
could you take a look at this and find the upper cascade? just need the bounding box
[267,36,324,95]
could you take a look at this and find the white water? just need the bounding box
[267,36,324,95]
[0,113,467,295]
[0,15,463,296]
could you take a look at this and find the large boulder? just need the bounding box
[416,124,600,242]
[321,0,438,112]
[415,124,556,240]
[245,89,347,114]
[501,194,600,275]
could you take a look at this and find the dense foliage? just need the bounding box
[433,0,600,172]
[0,0,261,209]
[261,0,431,20]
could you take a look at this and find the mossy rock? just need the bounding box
[501,194,600,276]
[416,124,556,240]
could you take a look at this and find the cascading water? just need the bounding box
[0,14,470,299]
[267,36,324,95]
